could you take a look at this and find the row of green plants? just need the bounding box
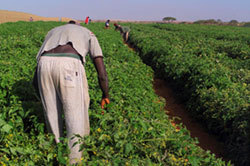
[0,21,65,166]
[0,21,229,165]
[153,23,250,60]
[153,23,250,45]
[126,23,249,166]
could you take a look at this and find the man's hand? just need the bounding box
[101,98,110,109]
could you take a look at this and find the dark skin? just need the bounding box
[33,44,109,107]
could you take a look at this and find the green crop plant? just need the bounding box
[127,22,249,166]
[0,21,229,165]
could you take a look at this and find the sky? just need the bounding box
[1,0,250,22]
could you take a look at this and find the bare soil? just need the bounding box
[0,10,72,23]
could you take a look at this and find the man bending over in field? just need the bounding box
[33,20,110,164]
[114,23,130,42]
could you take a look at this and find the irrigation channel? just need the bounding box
[153,78,225,159]
[124,41,226,161]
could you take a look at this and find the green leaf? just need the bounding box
[0,148,10,154]
[58,151,67,165]
[1,124,13,133]
[125,143,133,155]
[47,153,54,161]
[187,156,199,166]
[10,147,17,155]
[0,119,6,126]
[139,119,147,131]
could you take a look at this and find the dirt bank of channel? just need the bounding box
[124,40,226,160]
[153,78,225,159]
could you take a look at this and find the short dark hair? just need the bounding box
[68,20,76,24]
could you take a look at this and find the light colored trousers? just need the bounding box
[37,56,90,164]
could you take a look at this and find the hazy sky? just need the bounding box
[1,0,250,22]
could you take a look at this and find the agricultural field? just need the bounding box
[0,21,231,165]
[126,23,250,166]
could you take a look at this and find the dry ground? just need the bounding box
[0,10,73,23]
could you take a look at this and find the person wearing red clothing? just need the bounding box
[85,16,89,24]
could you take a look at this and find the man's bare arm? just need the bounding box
[93,57,109,99]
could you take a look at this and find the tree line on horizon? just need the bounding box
[162,16,250,27]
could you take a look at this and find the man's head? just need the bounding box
[68,20,76,24]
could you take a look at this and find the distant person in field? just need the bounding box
[105,19,110,29]
[85,16,89,24]
[114,23,121,31]
[113,23,130,42]
[33,20,109,164]
[121,26,130,42]
[29,17,33,22]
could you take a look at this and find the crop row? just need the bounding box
[127,23,249,166]
[153,23,250,45]
[0,21,229,165]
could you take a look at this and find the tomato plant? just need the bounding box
[0,21,230,165]
[127,22,249,165]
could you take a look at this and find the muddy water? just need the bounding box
[153,78,225,159]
